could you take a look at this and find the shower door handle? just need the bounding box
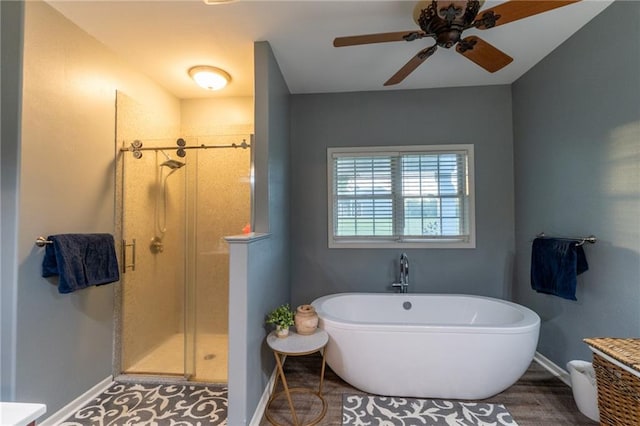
[122,238,136,273]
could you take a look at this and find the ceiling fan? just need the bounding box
[333,0,580,86]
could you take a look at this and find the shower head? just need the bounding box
[160,159,185,170]
[159,150,185,170]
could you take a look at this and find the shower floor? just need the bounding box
[126,332,228,383]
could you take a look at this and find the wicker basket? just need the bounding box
[585,338,640,426]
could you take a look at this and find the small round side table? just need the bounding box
[265,329,329,426]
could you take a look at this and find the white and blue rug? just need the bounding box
[60,382,227,425]
[342,394,518,426]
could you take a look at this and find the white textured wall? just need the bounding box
[17,0,180,414]
[181,97,253,136]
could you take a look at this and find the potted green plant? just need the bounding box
[266,304,295,338]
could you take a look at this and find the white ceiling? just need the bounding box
[47,0,613,99]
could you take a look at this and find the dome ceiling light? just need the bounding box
[202,0,236,4]
[188,66,231,91]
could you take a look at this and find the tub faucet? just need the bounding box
[392,253,409,293]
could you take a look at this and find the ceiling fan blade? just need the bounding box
[334,30,426,47]
[384,45,438,86]
[456,36,513,73]
[475,1,580,29]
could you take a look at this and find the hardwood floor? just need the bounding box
[260,353,598,425]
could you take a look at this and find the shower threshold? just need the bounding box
[123,333,228,383]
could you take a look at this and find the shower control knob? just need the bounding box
[150,237,164,254]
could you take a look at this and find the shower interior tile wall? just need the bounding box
[194,135,252,336]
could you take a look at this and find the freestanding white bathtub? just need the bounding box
[311,292,540,400]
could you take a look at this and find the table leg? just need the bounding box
[268,358,281,406]
[273,351,300,426]
[318,349,326,395]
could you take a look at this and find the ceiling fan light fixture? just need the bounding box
[188,66,231,91]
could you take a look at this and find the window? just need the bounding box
[328,145,475,248]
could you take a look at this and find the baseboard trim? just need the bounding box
[39,376,113,426]
[534,351,571,387]
[249,355,284,426]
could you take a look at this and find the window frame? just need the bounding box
[327,144,476,249]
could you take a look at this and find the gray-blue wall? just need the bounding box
[228,40,291,425]
[289,86,515,306]
[1,0,24,401]
[512,1,640,367]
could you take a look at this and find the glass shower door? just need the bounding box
[190,135,252,382]
[119,144,195,379]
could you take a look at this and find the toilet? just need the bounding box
[567,360,600,422]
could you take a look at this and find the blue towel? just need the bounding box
[42,234,120,294]
[530,237,589,301]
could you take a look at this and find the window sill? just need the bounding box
[328,239,476,249]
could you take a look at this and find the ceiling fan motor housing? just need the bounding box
[416,0,483,48]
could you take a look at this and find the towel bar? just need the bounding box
[35,237,53,247]
[536,233,597,247]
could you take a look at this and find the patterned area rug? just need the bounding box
[342,394,518,426]
[60,382,227,425]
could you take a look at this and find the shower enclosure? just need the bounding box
[115,111,252,382]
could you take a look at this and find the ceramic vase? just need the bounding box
[275,325,289,338]
[295,304,319,335]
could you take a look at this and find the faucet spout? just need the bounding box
[400,252,409,285]
[392,253,410,293]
